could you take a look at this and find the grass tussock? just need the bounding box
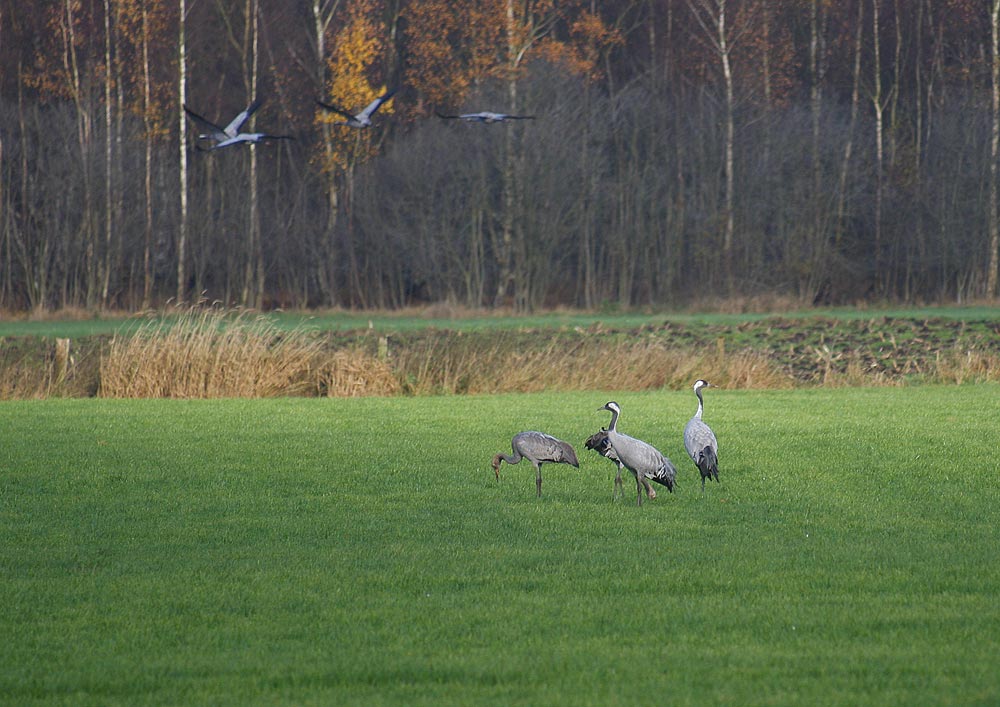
[99,305,326,398]
[318,349,400,397]
[99,305,401,399]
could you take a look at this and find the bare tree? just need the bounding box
[178,0,189,303]
[686,0,747,294]
[870,0,889,293]
[989,0,1000,296]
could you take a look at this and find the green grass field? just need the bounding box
[3,304,1000,338]
[2,387,998,706]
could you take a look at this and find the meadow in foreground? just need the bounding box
[1,387,998,706]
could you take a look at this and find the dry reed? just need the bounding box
[99,306,327,398]
[389,335,793,395]
[318,349,400,397]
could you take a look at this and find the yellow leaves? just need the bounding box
[316,0,389,173]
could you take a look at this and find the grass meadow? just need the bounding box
[1,387,999,706]
[4,303,1000,339]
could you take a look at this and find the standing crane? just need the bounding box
[684,379,720,492]
[597,402,676,506]
[492,431,579,497]
[584,429,655,501]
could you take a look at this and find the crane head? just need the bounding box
[598,401,620,414]
[491,453,503,480]
[693,379,712,393]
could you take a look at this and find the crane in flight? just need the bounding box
[183,99,293,151]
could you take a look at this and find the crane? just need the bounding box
[183,99,294,151]
[436,111,535,123]
[597,402,676,506]
[316,87,398,128]
[684,379,720,492]
[584,429,655,501]
[492,431,579,497]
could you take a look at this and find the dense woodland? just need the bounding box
[2,0,1000,312]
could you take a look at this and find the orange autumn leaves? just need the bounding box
[404,1,622,108]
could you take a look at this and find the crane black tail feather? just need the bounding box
[699,447,719,482]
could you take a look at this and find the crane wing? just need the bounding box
[224,98,263,136]
[359,87,397,120]
[514,431,577,466]
[316,100,357,121]
[183,105,228,141]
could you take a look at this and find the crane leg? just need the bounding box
[643,478,656,500]
[613,468,623,500]
[635,476,644,507]
[535,465,542,497]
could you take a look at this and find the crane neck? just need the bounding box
[606,407,620,432]
[695,388,705,419]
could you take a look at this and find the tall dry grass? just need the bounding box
[99,305,401,398]
[99,306,322,398]
[389,335,793,394]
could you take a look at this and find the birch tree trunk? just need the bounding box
[871,0,885,293]
[719,1,735,294]
[988,0,1000,296]
[102,0,114,307]
[687,0,737,294]
[177,0,189,304]
[835,0,864,248]
[141,0,154,308]
[240,0,261,307]
[494,0,519,308]
[312,0,342,305]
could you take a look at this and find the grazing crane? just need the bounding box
[684,379,720,492]
[492,431,579,497]
[584,429,655,501]
[183,100,294,151]
[597,402,676,506]
[316,87,397,128]
[436,111,535,123]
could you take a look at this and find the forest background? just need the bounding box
[3,0,1000,314]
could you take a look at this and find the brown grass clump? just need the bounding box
[319,349,400,397]
[928,348,1000,385]
[99,305,326,398]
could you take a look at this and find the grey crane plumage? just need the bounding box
[317,87,397,128]
[684,379,720,492]
[436,111,535,123]
[584,428,655,501]
[183,99,294,151]
[492,431,579,497]
[597,402,676,506]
